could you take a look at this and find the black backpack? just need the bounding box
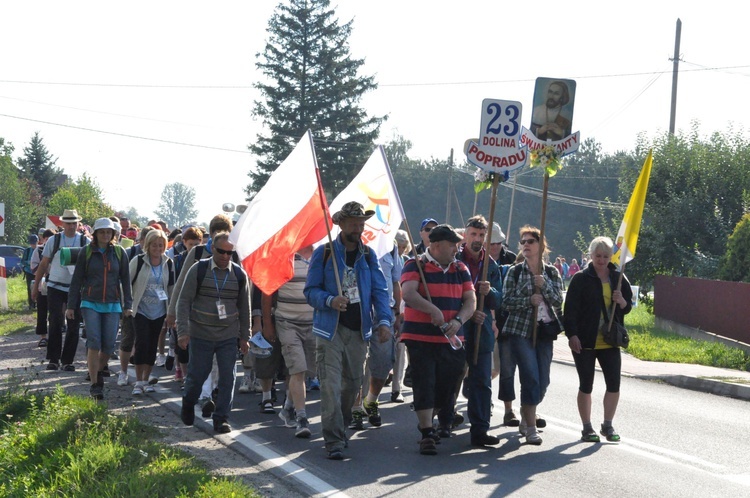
[194,259,246,298]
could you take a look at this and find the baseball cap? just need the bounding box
[420,218,438,231]
[249,334,273,358]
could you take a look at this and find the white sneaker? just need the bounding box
[117,371,129,386]
[252,378,263,393]
[132,384,144,396]
[155,354,166,367]
[526,429,543,445]
[238,375,253,393]
[144,385,156,393]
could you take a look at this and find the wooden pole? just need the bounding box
[472,172,501,365]
[531,172,550,348]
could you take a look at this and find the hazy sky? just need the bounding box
[2,0,747,224]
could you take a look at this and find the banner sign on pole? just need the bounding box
[466,99,528,173]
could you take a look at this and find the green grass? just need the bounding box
[0,383,260,498]
[625,306,750,371]
[0,275,35,336]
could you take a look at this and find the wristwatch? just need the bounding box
[453,315,463,325]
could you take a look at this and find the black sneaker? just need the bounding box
[213,420,231,434]
[181,403,195,426]
[364,400,382,427]
[61,364,75,372]
[90,383,104,400]
[165,355,175,371]
[390,391,404,403]
[327,448,344,460]
[295,417,311,438]
[100,366,111,377]
[349,410,365,430]
[452,413,465,429]
[45,362,59,371]
[471,432,500,447]
[201,399,216,418]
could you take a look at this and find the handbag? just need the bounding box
[600,305,630,348]
[538,320,562,341]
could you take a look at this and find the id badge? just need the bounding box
[345,284,360,304]
[156,289,168,301]
[216,300,227,320]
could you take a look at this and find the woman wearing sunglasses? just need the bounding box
[500,225,564,446]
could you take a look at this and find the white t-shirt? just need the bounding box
[42,233,88,292]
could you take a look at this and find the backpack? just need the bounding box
[131,253,175,287]
[322,242,371,266]
[194,259,246,298]
[51,232,87,260]
[83,244,125,273]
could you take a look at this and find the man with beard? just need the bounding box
[454,215,503,447]
[304,201,392,461]
[530,80,572,141]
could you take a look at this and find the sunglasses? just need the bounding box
[214,247,235,256]
[422,226,433,233]
[519,238,538,246]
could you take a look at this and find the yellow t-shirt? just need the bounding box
[595,282,614,349]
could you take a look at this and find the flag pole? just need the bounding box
[310,132,343,297]
[473,172,501,365]
[380,146,432,302]
[532,171,550,348]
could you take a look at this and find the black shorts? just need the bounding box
[573,347,621,394]
[404,340,466,412]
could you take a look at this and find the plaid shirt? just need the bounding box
[501,261,564,339]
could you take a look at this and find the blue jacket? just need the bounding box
[457,248,502,354]
[304,236,391,341]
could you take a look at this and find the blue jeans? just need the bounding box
[183,337,237,423]
[81,307,120,354]
[508,335,553,406]
[497,336,517,402]
[466,350,493,435]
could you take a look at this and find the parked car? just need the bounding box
[0,245,25,276]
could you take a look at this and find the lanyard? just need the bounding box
[150,263,163,282]
[212,267,229,300]
[471,260,484,286]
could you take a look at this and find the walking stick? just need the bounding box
[473,172,500,365]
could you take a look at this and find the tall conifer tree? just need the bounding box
[247,0,385,199]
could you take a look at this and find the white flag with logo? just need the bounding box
[324,146,405,258]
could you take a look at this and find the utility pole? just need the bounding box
[669,18,682,135]
[445,148,454,224]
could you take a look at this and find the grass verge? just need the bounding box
[0,275,36,336]
[0,381,260,498]
[625,305,750,371]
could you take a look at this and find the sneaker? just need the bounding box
[307,377,320,391]
[471,432,500,447]
[452,413,465,429]
[327,448,344,460]
[117,371,129,386]
[503,411,520,427]
[600,424,621,442]
[214,420,231,434]
[391,391,404,403]
[581,429,601,443]
[100,367,111,377]
[437,426,452,439]
[155,354,166,367]
[536,415,546,428]
[132,384,144,396]
[526,429,543,445]
[278,407,296,428]
[38,338,48,348]
[295,417,311,438]
[181,402,195,426]
[364,400,382,427]
[164,355,175,371]
[45,362,59,371]
[148,374,158,385]
[349,410,365,430]
[174,365,184,382]
[90,383,104,400]
[61,364,75,372]
[202,399,216,418]
[261,399,275,414]
[238,375,253,394]
[252,378,263,393]
[419,433,438,455]
[144,385,155,393]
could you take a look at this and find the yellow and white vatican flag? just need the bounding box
[322,146,405,258]
[612,150,653,266]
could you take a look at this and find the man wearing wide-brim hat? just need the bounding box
[32,209,90,372]
[304,201,392,461]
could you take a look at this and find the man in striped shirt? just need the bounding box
[400,225,476,455]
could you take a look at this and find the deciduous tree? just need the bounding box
[154,183,198,230]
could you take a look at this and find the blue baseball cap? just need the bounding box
[420,218,438,231]
[249,333,273,358]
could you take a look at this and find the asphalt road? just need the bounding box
[149,360,750,497]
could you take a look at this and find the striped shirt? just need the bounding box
[275,255,313,324]
[400,254,474,343]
